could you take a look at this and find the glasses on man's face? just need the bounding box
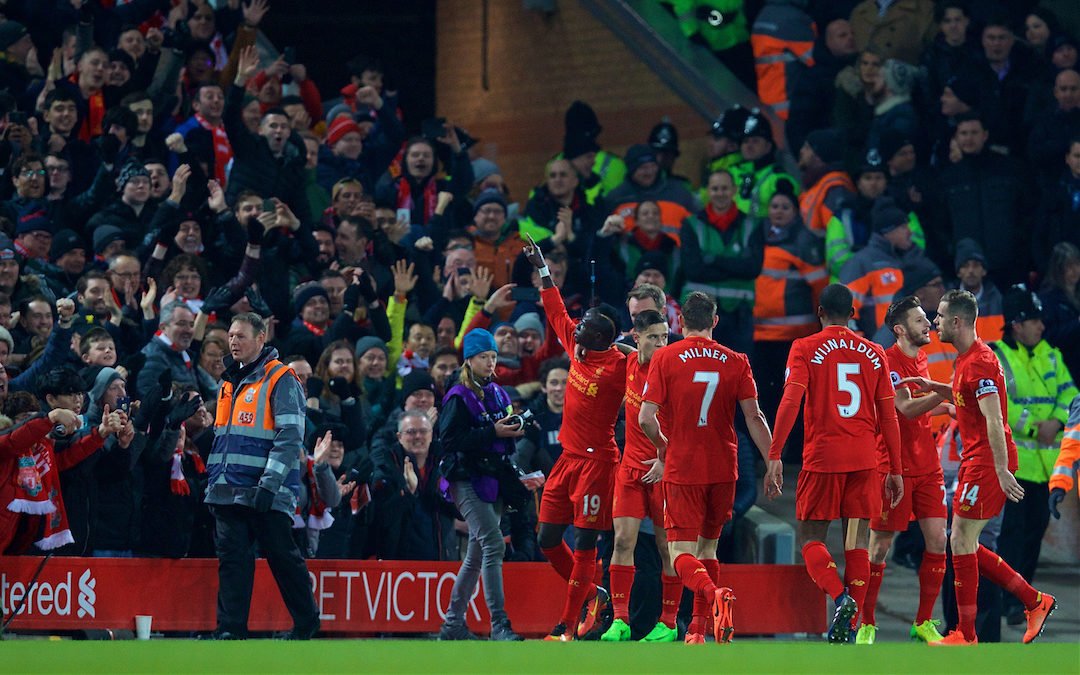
[21,170,46,179]
[400,428,430,436]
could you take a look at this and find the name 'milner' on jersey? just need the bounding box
[645,335,756,484]
[785,325,894,473]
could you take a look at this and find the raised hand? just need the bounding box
[48,408,78,434]
[169,164,192,203]
[392,259,418,296]
[207,179,227,213]
[471,266,493,300]
[312,430,333,465]
[483,283,515,313]
[523,234,546,269]
[235,45,260,84]
[242,0,269,26]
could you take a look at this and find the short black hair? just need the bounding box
[538,355,571,384]
[37,365,85,399]
[934,1,968,23]
[632,308,667,332]
[885,295,922,329]
[261,106,290,121]
[941,289,978,325]
[819,283,854,320]
[954,110,985,128]
[44,88,78,109]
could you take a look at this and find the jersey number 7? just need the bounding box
[692,371,719,427]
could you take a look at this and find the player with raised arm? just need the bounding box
[858,296,951,645]
[524,235,629,642]
[601,308,681,643]
[900,289,1056,645]
[765,283,904,644]
[639,292,775,644]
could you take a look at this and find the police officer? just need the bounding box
[991,286,1078,626]
[203,312,320,640]
[728,109,798,220]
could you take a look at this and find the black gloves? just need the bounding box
[328,377,358,400]
[159,215,182,247]
[157,368,174,400]
[357,271,378,304]
[342,284,362,314]
[165,393,203,430]
[252,486,276,513]
[245,288,273,318]
[1049,487,1066,520]
[306,376,324,400]
[245,215,264,247]
[201,286,236,316]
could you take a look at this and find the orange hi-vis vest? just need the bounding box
[800,171,854,235]
[1050,396,1080,494]
[754,225,828,341]
[750,4,816,120]
[208,359,301,494]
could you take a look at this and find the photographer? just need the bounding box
[437,328,525,642]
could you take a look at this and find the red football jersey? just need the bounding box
[623,356,669,470]
[880,345,942,476]
[644,336,757,484]
[952,339,1018,471]
[541,287,627,464]
[785,325,894,473]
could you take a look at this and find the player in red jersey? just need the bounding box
[900,290,1057,645]
[858,296,951,645]
[524,236,629,642]
[765,283,904,644]
[639,292,775,645]
[601,308,682,642]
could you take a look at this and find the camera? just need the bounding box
[505,409,535,431]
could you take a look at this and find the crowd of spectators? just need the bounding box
[0,0,1077,573]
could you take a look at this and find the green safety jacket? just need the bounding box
[825,209,926,281]
[679,212,763,312]
[990,339,1079,483]
[666,0,750,52]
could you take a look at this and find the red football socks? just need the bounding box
[952,552,979,641]
[801,541,844,600]
[863,561,886,626]
[702,558,721,585]
[609,564,635,622]
[674,553,716,596]
[559,548,597,627]
[916,552,946,624]
[660,574,682,628]
[843,549,870,624]
[541,542,574,582]
[977,545,1039,609]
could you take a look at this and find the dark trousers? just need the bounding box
[997,479,1050,618]
[211,505,319,636]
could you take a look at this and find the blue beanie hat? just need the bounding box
[463,328,497,359]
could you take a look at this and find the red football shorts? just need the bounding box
[795,469,880,521]
[662,481,735,542]
[871,471,948,531]
[613,463,665,522]
[953,463,1006,521]
[539,454,617,529]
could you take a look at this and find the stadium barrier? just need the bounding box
[0,557,827,636]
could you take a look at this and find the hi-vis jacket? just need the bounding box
[206,346,305,515]
[990,339,1078,483]
[753,218,827,341]
[1049,395,1080,494]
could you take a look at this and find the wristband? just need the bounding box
[538,265,550,278]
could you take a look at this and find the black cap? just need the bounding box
[49,229,86,262]
[400,369,436,402]
[899,258,941,297]
[805,127,846,166]
[648,120,679,155]
[858,147,886,177]
[1002,284,1042,324]
[954,238,988,272]
[741,108,771,141]
[871,196,908,234]
[634,251,669,280]
[624,144,658,173]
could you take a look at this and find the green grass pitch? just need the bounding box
[3,640,1075,674]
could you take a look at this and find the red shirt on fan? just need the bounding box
[541,287,627,464]
[877,345,943,476]
[623,356,670,470]
[780,325,894,473]
[952,339,1018,471]
[644,336,756,484]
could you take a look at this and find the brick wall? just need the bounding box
[436,0,712,201]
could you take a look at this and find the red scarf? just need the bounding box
[70,73,104,142]
[706,202,740,232]
[169,429,207,496]
[7,439,72,550]
[631,227,666,251]
[294,458,333,530]
[155,330,192,369]
[301,319,325,337]
[395,177,437,225]
[195,113,233,187]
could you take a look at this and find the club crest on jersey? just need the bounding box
[880,271,897,285]
[975,378,997,397]
[244,388,255,403]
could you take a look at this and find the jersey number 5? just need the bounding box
[692,371,719,427]
[836,363,862,418]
